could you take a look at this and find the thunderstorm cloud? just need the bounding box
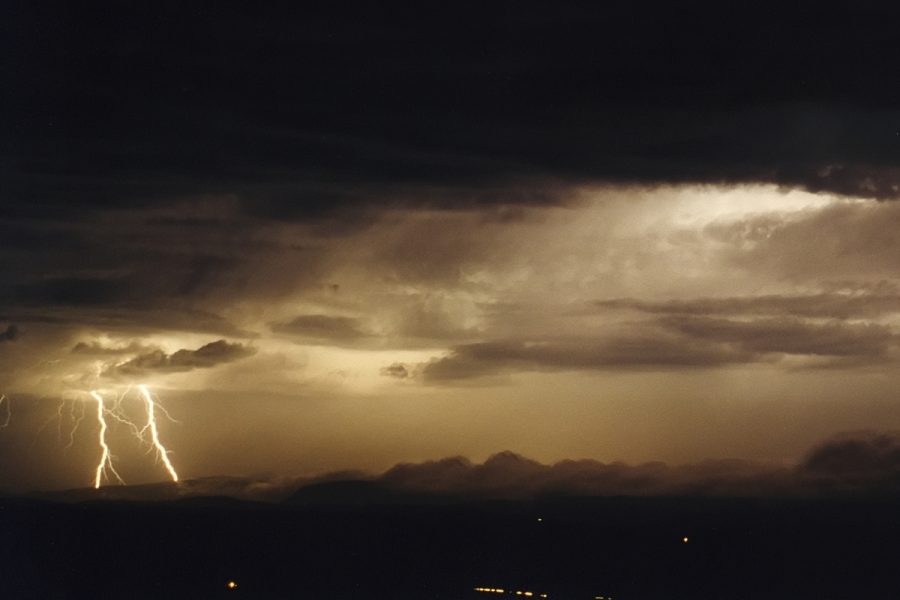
[3,1,900,493]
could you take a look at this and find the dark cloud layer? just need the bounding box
[380,362,409,379]
[30,432,900,502]
[379,452,788,499]
[4,0,900,226]
[71,340,153,355]
[422,336,753,382]
[371,432,900,499]
[4,1,900,368]
[663,316,894,358]
[801,432,900,494]
[104,340,255,376]
[419,314,899,382]
[271,314,369,342]
[598,292,900,320]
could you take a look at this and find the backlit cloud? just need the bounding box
[103,340,256,377]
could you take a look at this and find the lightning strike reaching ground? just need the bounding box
[137,385,179,483]
[87,386,178,488]
[0,385,180,488]
[90,391,124,489]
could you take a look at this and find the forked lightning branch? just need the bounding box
[1,385,180,489]
[89,384,180,489]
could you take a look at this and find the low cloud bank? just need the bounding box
[36,432,900,503]
[374,432,900,499]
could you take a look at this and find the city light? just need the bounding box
[474,587,547,597]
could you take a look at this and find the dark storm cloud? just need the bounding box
[799,432,900,495]
[662,316,895,358]
[23,433,900,502]
[377,451,793,498]
[380,362,409,379]
[4,0,900,361]
[22,432,900,502]
[0,307,254,338]
[271,314,369,342]
[5,0,900,227]
[104,340,256,376]
[366,433,900,499]
[0,324,18,342]
[597,292,900,319]
[11,277,132,307]
[0,218,253,310]
[419,316,898,382]
[0,199,315,337]
[421,336,753,383]
[802,432,900,477]
[70,340,152,355]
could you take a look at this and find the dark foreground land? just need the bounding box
[2,487,899,599]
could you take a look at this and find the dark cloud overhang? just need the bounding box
[103,339,256,376]
[419,314,899,382]
[661,316,896,358]
[0,307,256,339]
[270,314,371,344]
[10,277,132,307]
[71,340,154,355]
[4,1,900,225]
[597,292,900,320]
[421,336,756,383]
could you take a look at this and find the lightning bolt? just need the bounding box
[88,386,179,487]
[90,391,125,489]
[0,394,10,429]
[0,385,179,488]
[63,400,87,451]
[137,384,179,483]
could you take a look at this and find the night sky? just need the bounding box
[3,1,900,492]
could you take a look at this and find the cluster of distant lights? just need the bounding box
[218,536,691,597]
[474,536,690,599]
[474,588,548,598]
